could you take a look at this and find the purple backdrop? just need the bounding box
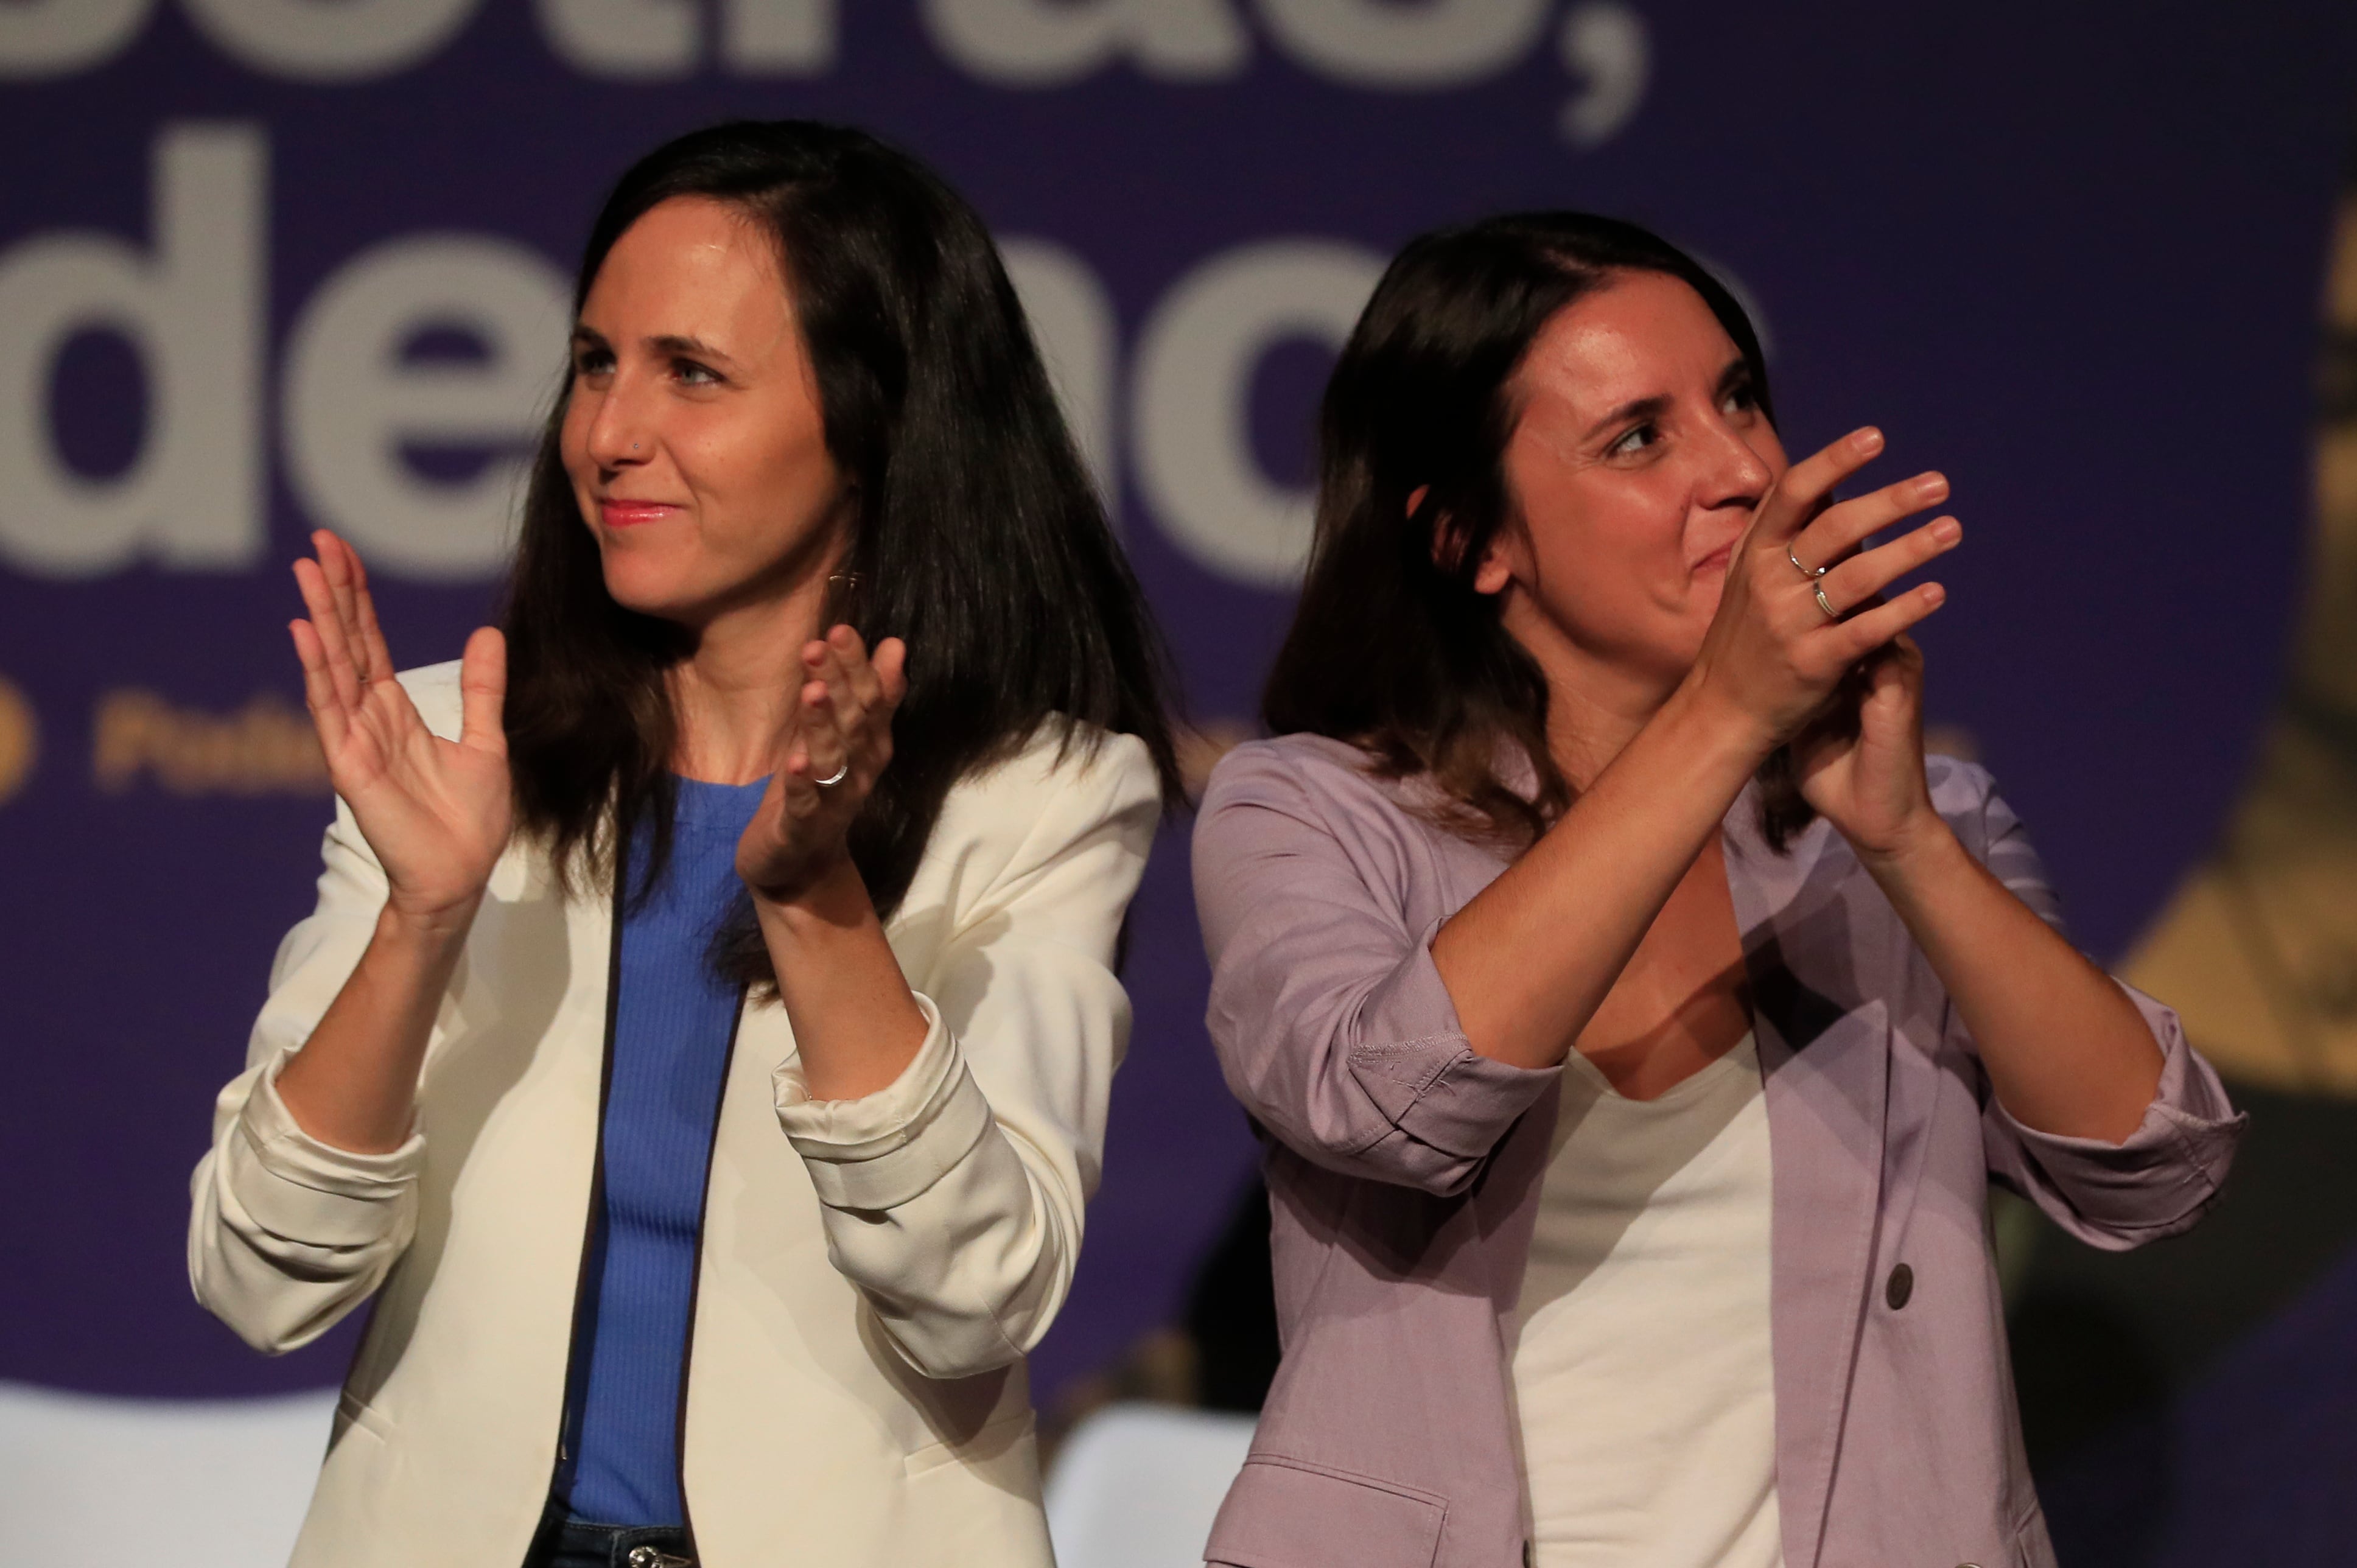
[2,0,2352,1472]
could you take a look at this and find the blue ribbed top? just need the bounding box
[562,775,768,1527]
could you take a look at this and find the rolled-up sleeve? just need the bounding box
[187,665,459,1352]
[192,1045,423,1351]
[775,730,1160,1379]
[188,794,421,1351]
[1956,769,2247,1247]
[1193,743,1558,1197]
[777,995,990,1211]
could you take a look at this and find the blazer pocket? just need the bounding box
[333,1389,393,1448]
[1205,1455,1446,1568]
[903,1408,1035,1480]
[2011,1497,2060,1568]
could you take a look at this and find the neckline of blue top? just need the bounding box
[665,774,771,833]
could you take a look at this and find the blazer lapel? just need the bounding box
[1724,801,1891,1568]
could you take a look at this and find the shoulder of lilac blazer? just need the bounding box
[1190,732,2244,1568]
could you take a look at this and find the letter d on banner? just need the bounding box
[0,125,265,577]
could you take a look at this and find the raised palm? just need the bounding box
[290,530,513,920]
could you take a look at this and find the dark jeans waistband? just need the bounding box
[528,1511,694,1568]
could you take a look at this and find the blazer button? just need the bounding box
[1885,1262,1914,1310]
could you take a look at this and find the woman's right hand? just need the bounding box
[1686,426,1959,749]
[291,530,513,926]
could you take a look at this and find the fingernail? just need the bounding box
[1922,583,1947,604]
[1916,472,1948,500]
[1932,519,1961,545]
[1854,427,1884,453]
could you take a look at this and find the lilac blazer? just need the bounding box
[1191,735,2243,1568]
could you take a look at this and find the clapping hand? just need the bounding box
[1790,629,1942,863]
[736,625,909,904]
[1691,428,1956,741]
[290,530,513,925]
[1687,427,1958,858]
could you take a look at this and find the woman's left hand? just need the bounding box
[737,625,909,904]
[1793,633,1950,865]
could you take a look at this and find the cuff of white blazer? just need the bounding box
[1998,987,2246,1216]
[229,1052,424,1237]
[774,995,995,1212]
[1344,922,1563,1158]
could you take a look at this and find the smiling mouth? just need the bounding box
[598,500,678,528]
[1692,542,1734,573]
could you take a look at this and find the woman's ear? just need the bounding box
[1470,539,1514,597]
[1419,485,1515,597]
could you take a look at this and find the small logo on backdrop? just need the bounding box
[92,690,329,796]
[0,675,37,805]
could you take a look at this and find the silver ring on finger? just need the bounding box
[814,761,850,788]
[1787,542,1830,579]
[1813,585,1840,621]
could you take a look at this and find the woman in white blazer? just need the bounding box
[188,121,1178,1568]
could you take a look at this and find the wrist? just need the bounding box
[1659,676,1781,780]
[375,895,481,952]
[750,853,872,934]
[1854,811,1964,885]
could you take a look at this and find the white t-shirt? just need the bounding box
[1510,1032,1784,1568]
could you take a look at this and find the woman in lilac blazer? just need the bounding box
[1191,214,2242,1568]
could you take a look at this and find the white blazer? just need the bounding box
[189,662,1160,1568]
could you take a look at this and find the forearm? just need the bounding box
[1434,682,1768,1069]
[1866,822,2161,1143]
[274,903,474,1153]
[754,857,929,1101]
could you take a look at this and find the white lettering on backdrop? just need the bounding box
[0,124,264,576]
[0,125,1386,587]
[0,0,150,77]
[1133,241,1384,588]
[923,0,1249,85]
[180,0,478,82]
[0,0,1661,588]
[1559,2,1647,147]
[283,238,571,579]
[0,0,1640,94]
[1258,0,1550,85]
[534,0,837,77]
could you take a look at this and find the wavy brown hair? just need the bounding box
[500,121,1181,985]
[1263,212,1812,852]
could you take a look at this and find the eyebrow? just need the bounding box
[569,325,741,369]
[1581,393,1670,443]
[1579,357,1753,443]
[648,332,736,366]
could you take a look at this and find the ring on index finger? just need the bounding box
[1813,585,1840,621]
[1787,542,1830,579]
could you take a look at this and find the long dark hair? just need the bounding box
[1263,211,1812,852]
[501,121,1180,984]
